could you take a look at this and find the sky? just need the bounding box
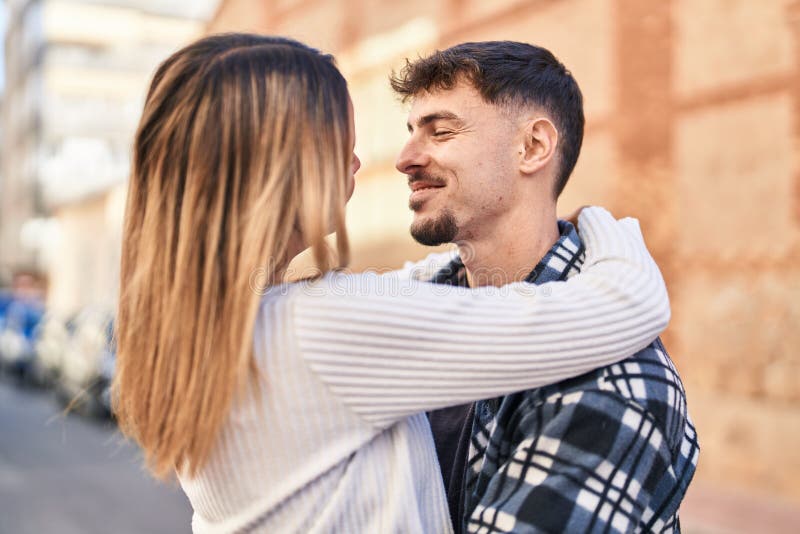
[0,1,220,95]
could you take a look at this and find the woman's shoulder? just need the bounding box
[262,271,393,302]
[260,251,456,305]
[258,271,377,308]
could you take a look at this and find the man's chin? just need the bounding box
[409,210,458,246]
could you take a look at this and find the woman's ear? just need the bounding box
[519,117,558,175]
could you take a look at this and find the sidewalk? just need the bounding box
[680,481,800,534]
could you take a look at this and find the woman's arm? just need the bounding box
[289,207,669,429]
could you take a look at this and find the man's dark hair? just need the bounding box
[390,41,584,197]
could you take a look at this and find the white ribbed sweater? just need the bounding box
[177,208,670,534]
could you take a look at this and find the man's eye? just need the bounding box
[433,130,452,137]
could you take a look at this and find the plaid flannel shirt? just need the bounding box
[433,221,699,533]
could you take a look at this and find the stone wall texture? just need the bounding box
[208,0,800,506]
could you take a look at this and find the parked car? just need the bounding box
[97,322,116,416]
[0,296,44,383]
[55,308,115,417]
[0,290,12,323]
[30,313,74,387]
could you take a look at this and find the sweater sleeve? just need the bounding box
[290,207,670,429]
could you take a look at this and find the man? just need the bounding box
[390,42,699,533]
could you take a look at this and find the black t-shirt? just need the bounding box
[427,403,474,534]
[426,257,474,534]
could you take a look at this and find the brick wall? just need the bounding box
[208,0,800,504]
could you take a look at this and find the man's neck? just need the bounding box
[459,211,560,288]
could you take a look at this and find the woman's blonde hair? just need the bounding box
[113,34,352,478]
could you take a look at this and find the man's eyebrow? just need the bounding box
[406,111,463,132]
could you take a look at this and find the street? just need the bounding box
[0,378,192,534]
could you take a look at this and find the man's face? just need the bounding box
[396,82,521,246]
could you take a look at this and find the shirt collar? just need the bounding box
[524,220,585,284]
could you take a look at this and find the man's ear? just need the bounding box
[519,117,558,175]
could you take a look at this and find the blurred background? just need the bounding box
[0,0,798,532]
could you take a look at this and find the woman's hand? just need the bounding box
[562,205,589,228]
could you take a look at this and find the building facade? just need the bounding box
[1,0,210,312]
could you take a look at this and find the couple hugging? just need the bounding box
[114,34,698,533]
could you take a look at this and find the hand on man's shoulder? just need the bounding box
[390,250,460,282]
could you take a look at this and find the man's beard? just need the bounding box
[410,208,458,246]
[407,170,457,246]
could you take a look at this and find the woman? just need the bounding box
[114,34,669,533]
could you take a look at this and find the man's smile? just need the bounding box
[409,181,445,209]
[409,181,445,192]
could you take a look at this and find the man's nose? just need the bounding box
[395,137,429,174]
